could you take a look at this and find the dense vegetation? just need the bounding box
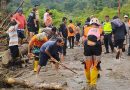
[5,0,130,26]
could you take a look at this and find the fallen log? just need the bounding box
[1,44,28,65]
[5,78,64,90]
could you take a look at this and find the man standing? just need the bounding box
[59,17,68,56]
[35,5,40,34]
[27,7,37,39]
[111,16,127,59]
[124,15,130,55]
[103,15,114,53]
[45,12,53,28]
[13,8,27,45]
[43,9,49,27]
[68,20,75,49]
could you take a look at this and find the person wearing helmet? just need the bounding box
[83,18,103,90]
[28,32,48,72]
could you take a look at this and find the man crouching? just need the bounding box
[37,38,64,74]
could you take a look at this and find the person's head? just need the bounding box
[105,15,110,22]
[90,18,100,27]
[34,5,39,9]
[85,17,90,25]
[69,20,72,23]
[77,22,81,27]
[17,8,23,15]
[56,38,64,46]
[10,19,17,26]
[51,27,57,34]
[62,17,67,24]
[113,16,119,20]
[32,7,37,12]
[36,32,47,41]
[86,17,90,22]
[46,9,50,12]
[49,12,52,16]
[124,15,129,22]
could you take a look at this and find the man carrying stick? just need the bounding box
[37,38,64,74]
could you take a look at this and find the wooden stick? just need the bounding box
[51,60,78,74]
[0,0,24,29]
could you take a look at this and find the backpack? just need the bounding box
[69,27,74,33]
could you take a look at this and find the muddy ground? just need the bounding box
[0,45,130,90]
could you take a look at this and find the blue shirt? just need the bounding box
[40,41,63,55]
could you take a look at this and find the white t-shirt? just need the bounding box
[44,12,49,23]
[6,24,18,46]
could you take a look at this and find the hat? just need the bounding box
[17,8,23,13]
[124,15,128,18]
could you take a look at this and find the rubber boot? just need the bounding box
[34,59,39,72]
[84,60,92,84]
[85,70,90,83]
[90,67,98,85]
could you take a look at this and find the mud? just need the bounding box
[0,46,130,90]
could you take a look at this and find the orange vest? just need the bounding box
[83,26,92,37]
[68,23,75,37]
[29,35,48,48]
[83,25,103,39]
[129,20,130,26]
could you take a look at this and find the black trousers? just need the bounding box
[35,21,39,34]
[9,45,19,59]
[63,38,67,55]
[68,36,74,48]
[104,34,114,52]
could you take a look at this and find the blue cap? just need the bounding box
[17,8,23,13]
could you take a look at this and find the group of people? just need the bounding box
[6,5,130,90]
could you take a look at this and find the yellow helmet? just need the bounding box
[90,18,100,25]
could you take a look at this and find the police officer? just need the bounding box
[103,15,114,53]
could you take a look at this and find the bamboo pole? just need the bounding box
[0,0,24,29]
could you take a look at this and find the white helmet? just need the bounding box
[124,15,128,18]
[90,18,100,25]
[36,32,47,41]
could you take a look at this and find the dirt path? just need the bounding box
[0,46,130,90]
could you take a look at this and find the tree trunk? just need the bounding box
[1,44,28,65]
[5,78,63,90]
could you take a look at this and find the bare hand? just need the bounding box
[28,53,34,58]
[87,40,96,46]
[35,24,37,27]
